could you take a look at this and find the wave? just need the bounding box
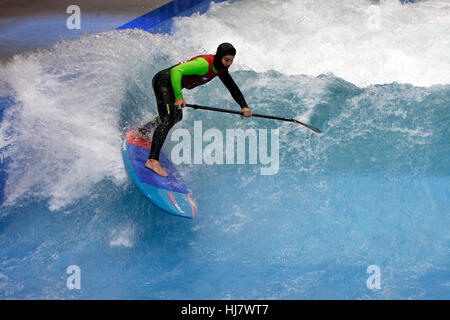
[0,28,448,212]
[0,2,448,300]
[172,0,450,87]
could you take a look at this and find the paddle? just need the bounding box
[185,104,322,134]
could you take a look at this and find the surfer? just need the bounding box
[138,42,252,177]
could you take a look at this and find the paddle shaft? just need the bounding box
[185,104,322,134]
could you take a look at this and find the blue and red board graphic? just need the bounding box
[121,130,195,219]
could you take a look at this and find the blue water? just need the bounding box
[0,0,449,299]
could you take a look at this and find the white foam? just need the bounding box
[110,225,135,248]
[0,30,200,210]
[173,0,450,87]
[1,0,448,210]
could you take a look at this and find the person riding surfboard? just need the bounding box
[138,43,252,177]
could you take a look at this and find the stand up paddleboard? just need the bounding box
[121,130,195,219]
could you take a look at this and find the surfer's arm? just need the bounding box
[170,58,209,100]
[218,70,248,109]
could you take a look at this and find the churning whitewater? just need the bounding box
[0,0,448,299]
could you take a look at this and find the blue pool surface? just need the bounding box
[0,0,448,299]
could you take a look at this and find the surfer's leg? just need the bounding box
[149,92,179,160]
[145,72,182,177]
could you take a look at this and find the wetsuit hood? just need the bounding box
[213,43,236,72]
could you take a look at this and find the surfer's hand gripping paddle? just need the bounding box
[185,104,322,134]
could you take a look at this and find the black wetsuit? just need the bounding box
[142,66,247,161]
[147,66,182,161]
[145,43,247,161]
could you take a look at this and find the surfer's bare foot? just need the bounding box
[145,159,168,177]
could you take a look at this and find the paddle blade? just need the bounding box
[292,119,322,134]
